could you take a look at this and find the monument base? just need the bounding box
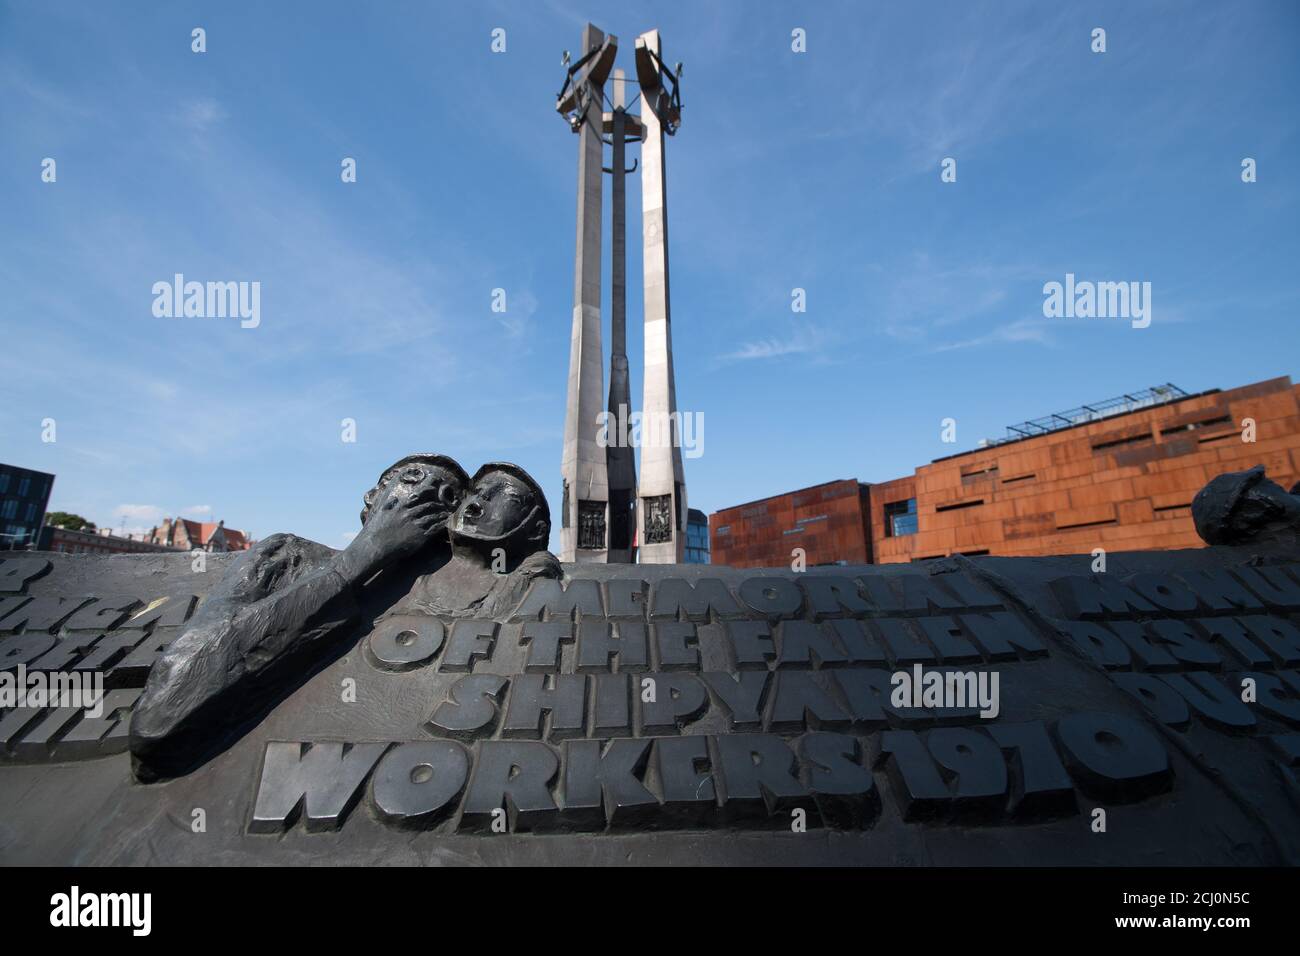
[3,537,1299,865]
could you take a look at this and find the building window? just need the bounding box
[884,498,918,537]
[17,477,30,497]
[1,500,16,520]
[685,510,711,564]
[24,503,35,521]
[0,475,8,493]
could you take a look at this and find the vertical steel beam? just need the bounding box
[635,30,686,563]
[606,68,637,563]
[560,24,611,562]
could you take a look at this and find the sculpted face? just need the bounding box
[1193,465,1300,546]
[370,462,465,532]
[1239,481,1300,524]
[453,471,535,541]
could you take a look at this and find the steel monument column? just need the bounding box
[556,25,617,563]
[634,29,686,564]
[604,68,639,563]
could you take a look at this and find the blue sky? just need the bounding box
[2,0,1297,552]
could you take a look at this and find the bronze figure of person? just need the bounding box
[388,461,559,620]
[1192,464,1300,547]
[129,453,470,780]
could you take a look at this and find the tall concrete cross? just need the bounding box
[603,67,638,563]
[555,24,685,564]
[556,24,617,563]
[634,29,687,563]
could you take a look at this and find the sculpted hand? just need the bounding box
[336,476,459,583]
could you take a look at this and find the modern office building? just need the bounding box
[0,463,55,551]
[684,507,711,564]
[710,479,869,568]
[711,375,1300,568]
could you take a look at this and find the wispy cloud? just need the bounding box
[873,253,1044,346]
[717,323,826,363]
[177,97,227,133]
[114,503,164,523]
[931,316,1057,352]
[808,4,1073,176]
[496,287,539,339]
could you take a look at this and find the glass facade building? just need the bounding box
[684,507,710,564]
[0,463,55,551]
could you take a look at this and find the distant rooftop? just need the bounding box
[976,384,1191,450]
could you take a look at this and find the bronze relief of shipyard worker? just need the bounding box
[389,461,560,620]
[1192,464,1300,547]
[129,453,471,780]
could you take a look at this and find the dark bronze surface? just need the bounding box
[2,465,1299,864]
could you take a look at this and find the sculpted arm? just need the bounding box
[129,475,453,779]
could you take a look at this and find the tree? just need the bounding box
[45,511,95,532]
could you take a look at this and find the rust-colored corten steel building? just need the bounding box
[711,375,1300,568]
